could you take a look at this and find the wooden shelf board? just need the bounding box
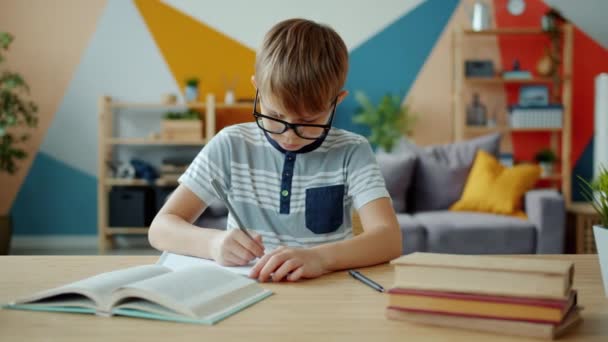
[105,178,179,187]
[111,102,206,109]
[465,126,562,133]
[465,77,554,84]
[110,102,253,110]
[539,174,562,181]
[464,28,551,35]
[107,138,207,146]
[105,227,149,235]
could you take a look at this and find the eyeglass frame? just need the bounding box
[252,89,338,140]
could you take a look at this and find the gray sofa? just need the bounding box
[195,133,566,255]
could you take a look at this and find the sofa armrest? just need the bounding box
[525,189,565,254]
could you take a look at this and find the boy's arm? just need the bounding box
[250,197,401,282]
[148,184,222,259]
[312,197,402,271]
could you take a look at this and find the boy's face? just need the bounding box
[258,96,334,151]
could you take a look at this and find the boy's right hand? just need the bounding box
[210,229,265,266]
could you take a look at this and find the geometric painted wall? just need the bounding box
[2,0,606,235]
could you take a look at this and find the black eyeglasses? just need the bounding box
[252,90,337,140]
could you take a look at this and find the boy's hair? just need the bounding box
[255,18,348,117]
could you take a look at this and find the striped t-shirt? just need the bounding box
[178,122,389,250]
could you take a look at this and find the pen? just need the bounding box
[210,178,256,242]
[348,270,385,293]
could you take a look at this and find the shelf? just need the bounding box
[106,227,149,235]
[464,28,552,35]
[465,77,555,84]
[105,178,179,187]
[107,138,207,146]
[110,102,253,110]
[539,174,562,181]
[465,126,562,133]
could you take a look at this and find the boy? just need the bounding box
[149,18,402,282]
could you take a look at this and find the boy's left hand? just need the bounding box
[249,246,328,282]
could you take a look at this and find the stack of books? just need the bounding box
[387,253,582,339]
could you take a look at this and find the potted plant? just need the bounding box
[161,109,203,141]
[534,148,558,177]
[0,32,39,254]
[578,165,608,296]
[353,91,416,153]
[184,77,199,102]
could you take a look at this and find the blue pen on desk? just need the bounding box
[348,270,385,293]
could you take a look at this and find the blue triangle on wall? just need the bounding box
[335,0,459,135]
[11,152,97,235]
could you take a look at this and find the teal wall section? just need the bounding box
[11,152,97,235]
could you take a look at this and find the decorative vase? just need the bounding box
[224,89,235,105]
[185,85,198,102]
[539,162,554,177]
[594,225,608,297]
[0,215,12,255]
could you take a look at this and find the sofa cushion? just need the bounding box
[409,133,501,212]
[413,211,536,254]
[450,150,541,216]
[376,152,417,213]
[396,213,427,254]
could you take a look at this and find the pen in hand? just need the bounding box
[348,269,385,293]
[210,178,260,244]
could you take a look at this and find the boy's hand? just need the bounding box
[249,246,328,282]
[210,229,265,266]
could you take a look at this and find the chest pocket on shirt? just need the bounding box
[305,184,345,234]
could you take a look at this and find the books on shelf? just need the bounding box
[387,253,581,339]
[509,105,563,129]
[3,262,272,325]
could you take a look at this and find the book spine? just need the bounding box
[387,289,569,308]
[394,267,569,299]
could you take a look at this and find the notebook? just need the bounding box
[157,251,255,276]
[3,262,272,325]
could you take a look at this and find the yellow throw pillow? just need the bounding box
[450,150,541,217]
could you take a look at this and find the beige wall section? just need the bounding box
[405,0,506,147]
[0,0,107,215]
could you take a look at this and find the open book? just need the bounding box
[2,262,272,325]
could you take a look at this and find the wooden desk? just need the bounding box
[1,255,607,341]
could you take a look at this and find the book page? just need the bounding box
[158,252,254,276]
[11,264,170,309]
[110,265,267,320]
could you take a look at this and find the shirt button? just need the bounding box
[281,190,289,197]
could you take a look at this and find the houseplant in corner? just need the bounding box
[534,148,558,177]
[0,32,39,254]
[578,165,608,296]
[352,91,416,153]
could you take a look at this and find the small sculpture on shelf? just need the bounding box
[466,93,487,126]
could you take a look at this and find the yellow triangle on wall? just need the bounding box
[135,0,256,102]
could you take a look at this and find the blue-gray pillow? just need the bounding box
[376,152,417,213]
[408,133,501,212]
